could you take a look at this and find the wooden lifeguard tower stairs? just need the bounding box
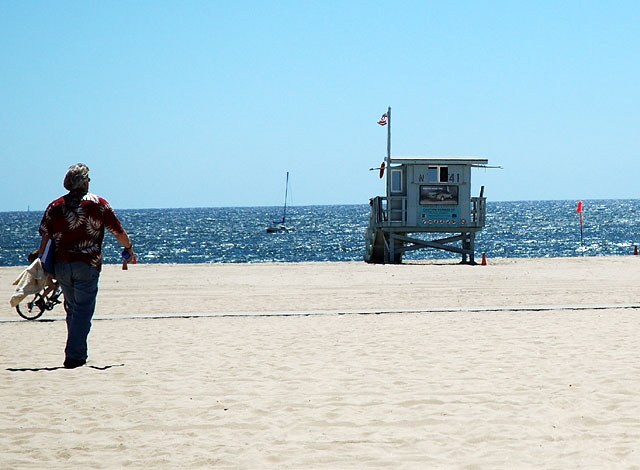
[364,156,488,264]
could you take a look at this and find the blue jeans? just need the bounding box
[55,262,100,361]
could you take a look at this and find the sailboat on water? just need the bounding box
[266,172,294,233]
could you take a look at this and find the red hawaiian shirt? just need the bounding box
[39,191,125,271]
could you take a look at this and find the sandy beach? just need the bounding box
[2,257,640,469]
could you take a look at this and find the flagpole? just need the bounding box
[580,211,584,254]
[386,106,391,197]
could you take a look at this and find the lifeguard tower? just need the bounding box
[364,108,489,264]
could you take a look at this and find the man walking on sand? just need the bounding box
[38,163,136,369]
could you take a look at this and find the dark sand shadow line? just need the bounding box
[6,363,125,372]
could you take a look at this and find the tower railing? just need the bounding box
[470,197,486,227]
[369,195,487,229]
[370,196,407,226]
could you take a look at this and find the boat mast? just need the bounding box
[282,171,289,224]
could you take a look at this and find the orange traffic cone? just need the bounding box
[481,252,487,266]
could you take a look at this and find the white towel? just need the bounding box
[9,259,49,308]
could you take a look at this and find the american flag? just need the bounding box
[377,113,388,126]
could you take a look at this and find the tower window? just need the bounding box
[428,166,449,183]
[391,169,403,192]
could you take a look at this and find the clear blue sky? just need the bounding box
[1,1,638,211]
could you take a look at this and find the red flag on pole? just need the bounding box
[576,200,583,226]
[576,201,584,252]
[576,200,583,225]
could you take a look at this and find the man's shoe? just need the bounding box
[63,357,86,369]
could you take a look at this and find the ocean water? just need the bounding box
[1,200,638,267]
